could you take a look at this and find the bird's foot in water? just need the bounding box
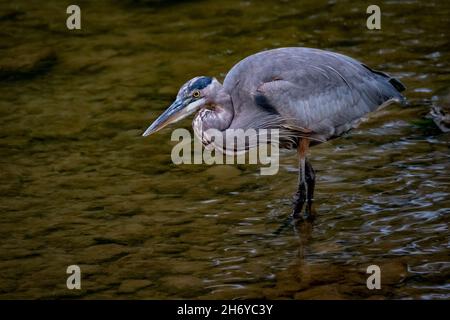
[292,191,305,220]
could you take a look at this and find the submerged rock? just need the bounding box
[0,45,57,81]
[0,9,25,22]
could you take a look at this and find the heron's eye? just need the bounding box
[192,90,201,98]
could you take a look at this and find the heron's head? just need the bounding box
[143,76,219,136]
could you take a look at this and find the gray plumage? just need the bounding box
[221,47,405,144]
[143,47,406,219]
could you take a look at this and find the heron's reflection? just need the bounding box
[272,206,316,258]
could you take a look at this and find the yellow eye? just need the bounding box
[192,90,201,98]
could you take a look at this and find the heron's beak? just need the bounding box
[142,97,205,137]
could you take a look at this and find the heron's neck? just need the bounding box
[192,89,233,148]
[211,89,234,130]
[198,88,234,131]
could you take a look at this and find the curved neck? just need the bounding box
[196,82,234,132]
[207,88,234,131]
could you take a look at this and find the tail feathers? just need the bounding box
[389,78,406,92]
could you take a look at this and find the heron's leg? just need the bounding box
[304,160,316,220]
[292,139,310,219]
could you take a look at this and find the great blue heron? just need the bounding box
[142,47,406,220]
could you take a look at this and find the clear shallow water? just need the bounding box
[0,0,449,299]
